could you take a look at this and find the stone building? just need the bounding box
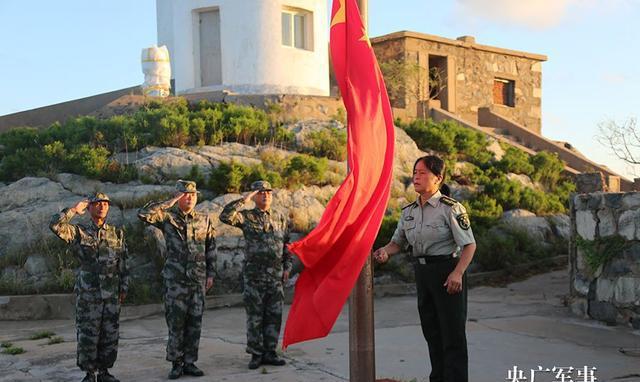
[371,31,546,134]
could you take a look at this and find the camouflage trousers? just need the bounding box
[243,278,284,355]
[164,281,205,363]
[75,292,120,372]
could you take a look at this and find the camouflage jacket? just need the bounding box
[138,201,216,287]
[219,198,293,281]
[49,208,129,300]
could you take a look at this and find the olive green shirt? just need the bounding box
[391,191,475,257]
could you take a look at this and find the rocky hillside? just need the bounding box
[0,100,574,300]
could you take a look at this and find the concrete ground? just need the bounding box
[1,270,639,382]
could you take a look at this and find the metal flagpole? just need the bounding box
[348,3,375,381]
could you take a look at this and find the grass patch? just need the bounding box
[2,346,25,355]
[47,336,64,345]
[30,330,55,340]
[1,342,13,348]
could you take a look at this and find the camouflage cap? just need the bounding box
[88,192,111,204]
[176,180,199,194]
[250,180,273,192]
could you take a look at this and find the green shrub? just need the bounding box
[483,177,523,210]
[401,119,456,155]
[300,128,347,161]
[0,99,298,182]
[474,226,551,271]
[531,151,565,189]
[498,147,534,175]
[284,155,328,188]
[373,212,401,249]
[2,346,25,355]
[464,195,503,227]
[1,342,12,348]
[30,330,55,340]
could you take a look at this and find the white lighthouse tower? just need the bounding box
[156,0,330,96]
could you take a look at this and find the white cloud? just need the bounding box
[453,0,578,29]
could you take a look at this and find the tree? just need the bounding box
[379,59,447,118]
[596,117,640,167]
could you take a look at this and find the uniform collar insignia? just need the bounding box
[426,190,442,207]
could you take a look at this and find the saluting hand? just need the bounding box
[242,190,259,203]
[73,199,90,215]
[373,248,389,264]
[444,270,463,294]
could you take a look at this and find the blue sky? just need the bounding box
[1,0,639,178]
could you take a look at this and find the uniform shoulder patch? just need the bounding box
[439,195,458,206]
[456,213,471,230]
[402,201,417,210]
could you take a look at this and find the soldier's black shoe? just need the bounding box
[248,354,262,370]
[81,372,95,382]
[168,362,183,379]
[97,370,119,382]
[182,363,204,377]
[262,352,286,366]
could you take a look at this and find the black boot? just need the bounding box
[183,363,204,377]
[248,354,262,370]
[262,352,286,366]
[81,371,95,382]
[97,370,119,382]
[168,361,183,379]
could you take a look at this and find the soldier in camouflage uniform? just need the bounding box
[137,180,216,380]
[49,193,128,382]
[219,180,292,370]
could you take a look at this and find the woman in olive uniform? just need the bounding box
[374,155,476,382]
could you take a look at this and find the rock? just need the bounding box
[613,277,640,305]
[548,215,570,241]
[595,278,614,302]
[133,147,213,182]
[284,119,344,148]
[499,209,553,243]
[393,127,427,179]
[506,173,539,190]
[196,143,262,167]
[576,210,597,240]
[502,209,536,219]
[0,178,83,252]
[449,183,476,201]
[617,209,640,241]
[588,301,618,324]
[486,138,505,160]
[0,177,77,211]
[596,209,617,237]
[622,192,640,210]
[24,256,51,276]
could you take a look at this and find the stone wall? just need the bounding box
[372,31,545,133]
[569,190,640,329]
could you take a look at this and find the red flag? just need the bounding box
[283,0,395,348]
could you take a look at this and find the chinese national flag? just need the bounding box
[283,0,395,348]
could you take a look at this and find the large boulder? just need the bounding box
[133,146,213,182]
[497,209,570,247]
[498,209,553,243]
[0,177,83,252]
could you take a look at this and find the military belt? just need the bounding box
[415,254,456,265]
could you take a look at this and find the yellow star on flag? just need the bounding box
[359,27,371,47]
[331,0,346,27]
